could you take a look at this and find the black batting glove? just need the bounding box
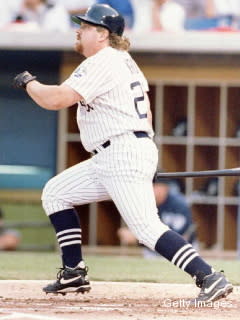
[13,71,37,89]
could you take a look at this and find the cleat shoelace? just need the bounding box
[56,268,65,281]
[56,266,89,282]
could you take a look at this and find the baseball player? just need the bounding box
[13,4,232,303]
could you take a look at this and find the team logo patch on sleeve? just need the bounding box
[74,66,87,78]
[80,101,94,112]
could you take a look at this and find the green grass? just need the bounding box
[1,203,55,249]
[0,252,239,285]
[1,204,239,285]
[1,203,45,222]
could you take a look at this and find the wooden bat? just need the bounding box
[156,167,240,178]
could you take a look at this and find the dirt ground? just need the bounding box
[0,280,239,320]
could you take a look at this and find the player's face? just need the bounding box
[75,23,104,57]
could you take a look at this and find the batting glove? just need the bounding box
[13,71,37,89]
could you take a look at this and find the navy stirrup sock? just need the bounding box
[155,230,212,278]
[49,208,83,268]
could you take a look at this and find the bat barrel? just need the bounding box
[156,168,240,178]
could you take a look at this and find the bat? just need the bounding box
[156,167,240,178]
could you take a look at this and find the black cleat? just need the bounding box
[192,271,233,305]
[43,261,91,295]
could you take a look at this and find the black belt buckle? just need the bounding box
[133,131,149,138]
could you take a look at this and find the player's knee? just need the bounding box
[41,178,58,215]
[41,178,74,216]
[41,178,53,200]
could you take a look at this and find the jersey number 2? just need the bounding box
[130,81,147,119]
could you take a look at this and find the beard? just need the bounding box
[74,39,83,55]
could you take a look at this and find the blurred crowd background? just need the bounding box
[1,0,240,33]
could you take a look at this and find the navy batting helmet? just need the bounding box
[71,4,125,36]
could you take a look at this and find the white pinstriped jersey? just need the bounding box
[64,46,154,152]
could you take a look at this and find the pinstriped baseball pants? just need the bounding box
[42,134,169,250]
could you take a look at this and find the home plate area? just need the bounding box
[0,281,239,320]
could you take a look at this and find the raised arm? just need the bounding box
[13,71,82,110]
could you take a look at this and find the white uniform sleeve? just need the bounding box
[64,53,118,104]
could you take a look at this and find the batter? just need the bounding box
[13,3,232,304]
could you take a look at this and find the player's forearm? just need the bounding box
[13,71,82,109]
[26,81,66,110]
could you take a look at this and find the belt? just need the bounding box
[92,131,149,154]
[92,140,111,154]
[133,131,149,138]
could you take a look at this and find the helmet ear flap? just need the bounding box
[102,15,125,36]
